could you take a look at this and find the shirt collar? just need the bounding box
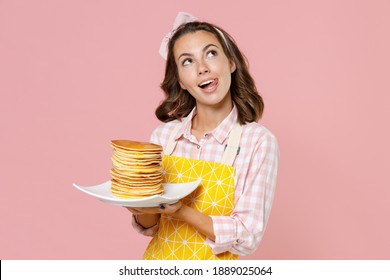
[173,105,238,144]
[212,105,238,144]
[173,107,196,141]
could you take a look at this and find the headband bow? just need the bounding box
[159,12,198,60]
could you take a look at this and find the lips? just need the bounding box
[198,78,218,93]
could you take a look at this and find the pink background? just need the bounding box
[1,0,389,259]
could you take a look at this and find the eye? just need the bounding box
[182,58,192,66]
[206,50,217,58]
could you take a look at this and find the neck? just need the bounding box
[192,101,233,134]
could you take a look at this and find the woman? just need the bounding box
[127,12,279,260]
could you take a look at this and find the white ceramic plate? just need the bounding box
[72,178,202,207]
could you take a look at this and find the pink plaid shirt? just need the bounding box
[132,105,279,256]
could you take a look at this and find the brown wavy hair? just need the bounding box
[156,21,264,125]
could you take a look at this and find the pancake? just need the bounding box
[111,140,162,152]
[110,140,164,199]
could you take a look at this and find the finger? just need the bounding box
[125,208,141,215]
[133,206,162,214]
[159,201,182,214]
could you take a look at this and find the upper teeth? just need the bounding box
[200,80,214,87]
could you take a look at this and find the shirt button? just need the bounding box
[197,145,200,149]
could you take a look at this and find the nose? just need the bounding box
[197,60,209,75]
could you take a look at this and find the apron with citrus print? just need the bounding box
[143,122,243,260]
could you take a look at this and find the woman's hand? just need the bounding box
[127,202,215,241]
[125,201,183,216]
[125,201,183,229]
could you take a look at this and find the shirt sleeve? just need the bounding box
[150,126,162,146]
[207,131,279,256]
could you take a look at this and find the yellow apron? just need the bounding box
[143,122,243,260]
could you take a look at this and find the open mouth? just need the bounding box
[198,79,217,89]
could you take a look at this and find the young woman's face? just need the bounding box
[173,30,236,109]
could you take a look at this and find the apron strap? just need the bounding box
[221,122,243,166]
[164,121,182,155]
[164,120,243,166]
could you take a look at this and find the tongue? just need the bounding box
[204,79,217,89]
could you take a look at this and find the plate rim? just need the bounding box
[72,177,202,206]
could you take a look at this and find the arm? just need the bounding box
[208,132,279,255]
[135,213,160,228]
[127,207,160,236]
[126,207,160,229]
[171,204,216,241]
[127,202,216,240]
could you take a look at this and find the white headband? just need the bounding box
[159,12,229,60]
[159,12,198,60]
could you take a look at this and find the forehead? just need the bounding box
[173,30,221,57]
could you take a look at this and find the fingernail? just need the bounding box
[159,204,165,210]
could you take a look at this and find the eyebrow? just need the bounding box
[177,44,219,60]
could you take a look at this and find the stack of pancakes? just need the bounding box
[110,140,164,199]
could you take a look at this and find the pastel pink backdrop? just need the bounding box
[1,0,389,259]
